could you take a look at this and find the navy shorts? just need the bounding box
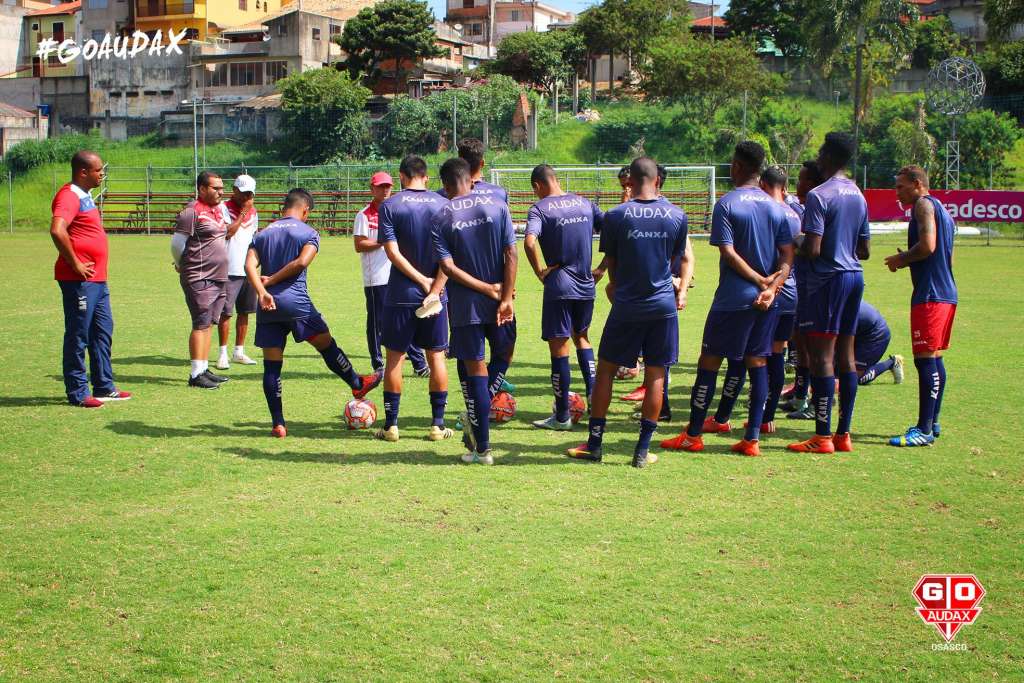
[541,298,594,341]
[381,304,449,352]
[254,313,330,349]
[798,271,865,337]
[599,315,678,368]
[774,312,796,343]
[449,319,517,361]
[855,331,891,370]
[701,307,779,359]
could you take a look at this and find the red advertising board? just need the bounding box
[865,189,1024,223]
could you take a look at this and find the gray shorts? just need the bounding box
[222,276,257,318]
[182,278,227,330]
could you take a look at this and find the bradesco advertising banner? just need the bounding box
[865,190,1024,223]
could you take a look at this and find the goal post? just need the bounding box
[490,165,716,234]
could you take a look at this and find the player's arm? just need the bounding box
[382,241,433,294]
[719,245,773,290]
[261,244,318,288]
[885,198,934,271]
[244,246,275,311]
[675,236,695,309]
[225,202,252,239]
[497,244,517,325]
[50,215,94,279]
[755,243,794,310]
[352,212,381,253]
[523,234,556,283]
[170,205,196,272]
[438,257,502,300]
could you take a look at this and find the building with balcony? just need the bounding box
[445,0,574,50]
[133,0,284,41]
[922,0,1024,46]
[23,1,84,79]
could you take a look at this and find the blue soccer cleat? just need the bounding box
[889,426,935,447]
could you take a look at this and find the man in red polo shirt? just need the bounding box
[50,150,131,408]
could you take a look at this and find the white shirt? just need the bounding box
[353,204,391,287]
[223,200,259,277]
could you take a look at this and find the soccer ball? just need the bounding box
[490,391,517,423]
[343,399,377,430]
[553,391,588,424]
[615,365,640,380]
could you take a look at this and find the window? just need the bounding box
[468,22,482,36]
[88,0,108,7]
[330,23,341,37]
[462,0,473,7]
[52,21,65,43]
[92,30,105,42]
[238,0,247,9]
[48,55,61,66]
[265,60,287,83]
[31,22,39,31]
[312,27,321,40]
[206,62,228,87]
[509,10,521,21]
[277,22,287,36]
[230,62,263,86]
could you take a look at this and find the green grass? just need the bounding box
[1,233,1021,680]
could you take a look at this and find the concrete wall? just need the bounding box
[79,0,133,38]
[0,5,32,78]
[86,48,190,137]
[0,76,41,111]
[1,114,48,157]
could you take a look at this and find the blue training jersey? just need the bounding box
[909,195,958,306]
[709,186,793,312]
[438,179,509,204]
[378,188,447,307]
[432,193,516,327]
[525,192,602,301]
[250,217,320,322]
[801,175,870,285]
[855,301,891,354]
[776,200,803,314]
[601,197,688,322]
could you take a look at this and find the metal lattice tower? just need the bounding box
[925,57,985,190]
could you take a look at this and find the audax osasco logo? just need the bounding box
[36,29,189,64]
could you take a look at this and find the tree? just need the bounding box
[277,68,371,163]
[724,0,806,58]
[338,0,445,95]
[487,30,586,95]
[977,39,1024,97]
[910,15,966,69]
[984,0,1024,42]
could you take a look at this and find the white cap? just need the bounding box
[233,174,256,194]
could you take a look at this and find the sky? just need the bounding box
[427,0,729,22]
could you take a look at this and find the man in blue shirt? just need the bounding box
[852,301,903,385]
[885,165,958,447]
[662,142,793,458]
[524,164,602,430]
[376,155,454,443]
[788,133,870,455]
[245,189,381,437]
[567,157,688,468]
[433,158,517,465]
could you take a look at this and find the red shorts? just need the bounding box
[911,302,956,352]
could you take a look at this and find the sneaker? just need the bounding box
[532,414,573,431]
[731,439,761,457]
[414,365,431,378]
[631,408,672,422]
[702,417,731,434]
[375,425,400,442]
[621,386,646,402]
[786,400,814,420]
[932,421,941,438]
[889,426,935,447]
[787,435,836,454]
[743,420,775,434]
[891,354,905,384]
[215,355,230,370]
[188,373,220,389]
[632,448,657,468]
[780,396,805,412]
[567,443,602,462]
[660,431,704,451]
[498,378,516,394]
[232,351,257,365]
[427,425,454,441]
[72,396,105,408]
[95,390,132,402]
[203,369,229,384]
[352,371,382,399]
[271,425,287,438]
[832,432,853,452]
[459,411,476,453]
[461,449,494,465]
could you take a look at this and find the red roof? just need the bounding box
[691,15,726,28]
[26,1,81,17]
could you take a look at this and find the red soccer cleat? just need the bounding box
[620,385,646,402]
[660,431,704,451]
[352,371,383,399]
[787,435,836,454]
[832,432,853,452]
[743,420,776,434]
[75,396,104,409]
[271,425,287,438]
[731,439,761,457]
[780,384,796,400]
[702,417,731,434]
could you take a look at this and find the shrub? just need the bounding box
[4,130,106,175]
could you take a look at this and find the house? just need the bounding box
[0,0,55,79]
[370,21,486,97]
[445,0,575,51]
[133,0,284,42]
[690,14,728,39]
[922,0,1024,46]
[22,1,84,79]
[0,100,48,157]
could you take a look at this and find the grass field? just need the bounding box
[1,233,1022,681]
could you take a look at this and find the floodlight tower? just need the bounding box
[925,57,985,190]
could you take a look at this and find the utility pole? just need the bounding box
[852,25,865,180]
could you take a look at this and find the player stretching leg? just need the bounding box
[245,189,381,437]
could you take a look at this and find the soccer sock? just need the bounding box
[429,391,447,427]
[810,375,835,437]
[586,416,606,452]
[744,365,769,442]
[687,368,719,437]
[637,418,657,453]
[661,367,671,419]
[794,366,810,400]
[466,375,491,452]
[383,391,400,429]
[262,360,284,427]
[933,357,946,425]
[915,357,939,434]
[858,357,895,385]
[576,348,596,399]
[763,352,785,423]
[487,356,511,397]
[218,345,228,357]
[551,355,571,423]
[190,360,204,378]
[714,358,746,424]
[234,345,244,355]
[319,339,360,388]
[836,371,859,435]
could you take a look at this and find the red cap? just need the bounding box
[370,171,393,187]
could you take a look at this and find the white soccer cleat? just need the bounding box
[232,351,257,365]
[215,355,230,370]
[374,425,400,442]
[892,354,905,384]
[531,414,572,431]
[427,425,454,441]
[461,450,494,465]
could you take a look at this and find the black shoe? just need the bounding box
[659,409,672,423]
[188,373,220,389]
[203,369,229,384]
[631,448,650,468]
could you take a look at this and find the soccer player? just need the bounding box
[433,158,517,465]
[353,171,428,377]
[884,165,957,447]
[853,301,903,385]
[523,164,602,429]
[375,157,453,442]
[567,156,688,468]
[661,142,793,457]
[216,174,259,370]
[245,189,381,437]
[50,150,131,408]
[438,138,510,203]
[787,133,870,454]
[172,171,231,389]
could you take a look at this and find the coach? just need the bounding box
[171,171,230,389]
[50,151,131,408]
